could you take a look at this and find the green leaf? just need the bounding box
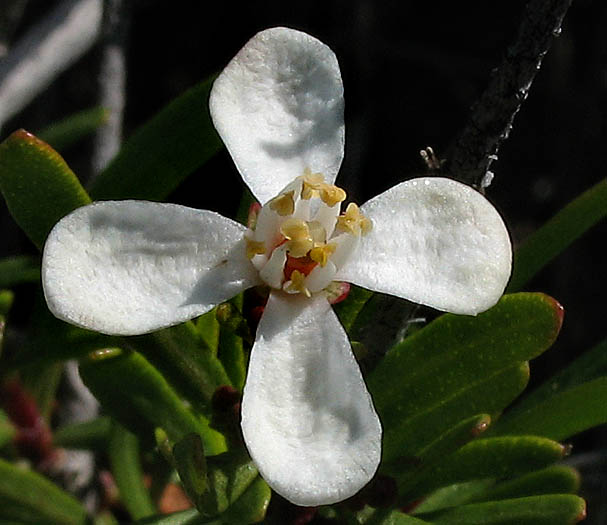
[404,436,567,503]
[38,107,109,151]
[501,338,607,415]
[198,451,259,518]
[0,129,91,249]
[0,289,14,316]
[0,457,87,524]
[173,433,208,506]
[361,508,430,524]
[216,295,248,391]
[20,361,64,422]
[0,256,40,288]
[0,409,16,448]
[412,466,580,515]
[89,77,222,201]
[384,363,530,465]
[387,414,491,496]
[334,284,374,334]
[195,309,221,355]
[218,476,271,524]
[136,509,204,525]
[79,349,226,455]
[130,321,232,412]
[7,297,113,370]
[491,376,607,441]
[53,416,112,450]
[108,423,156,520]
[469,465,580,503]
[419,494,586,525]
[368,293,562,463]
[412,480,495,515]
[135,475,271,525]
[508,178,607,291]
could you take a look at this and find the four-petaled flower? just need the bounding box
[42,27,512,506]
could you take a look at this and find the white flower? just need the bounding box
[41,27,512,506]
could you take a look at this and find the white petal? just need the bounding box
[42,201,260,335]
[241,292,381,506]
[259,244,288,289]
[210,27,345,204]
[337,177,512,315]
[305,260,337,293]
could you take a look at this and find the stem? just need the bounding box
[446,0,574,189]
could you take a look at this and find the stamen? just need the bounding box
[301,168,325,200]
[319,185,346,207]
[280,218,313,258]
[269,191,295,216]
[283,270,311,297]
[245,238,266,259]
[308,221,327,244]
[309,243,336,267]
[337,202,373,236]
[247,202,262,229]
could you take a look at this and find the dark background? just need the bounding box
[1,0,606,521]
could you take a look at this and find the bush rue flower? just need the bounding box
[42,27,512,506]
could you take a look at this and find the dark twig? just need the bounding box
[445,0,574,189]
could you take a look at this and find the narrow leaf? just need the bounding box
[217,295,248,391]
[173,433,208,507]
[130,322,232,412]
[0,457,87,524]
[420,494,586,525]
[387,414,491,497]
[370,294,561,433]
[53,416,112,450]
[214,476,271,524]
[368,293,562,462]
[492,376,607,441]
[0,289,13,316]
[380,362,530,464]
[20,361,64,422]
[362,508,430,524]
[0,130,91,249]
[469,465,580,503]
[508,178,607,291]
[38,106,109,151]
[79,349,226,455]
[0,409,16,448]
[89,77,222,201]
[136,509,205,525]
[198,451,259,518]
[501,338,607,416]
[404,436,567,502]
[0,255,40,288]
[108,423,156,520]
[412,480,495,515]
[334,284,374,333]
[7,298,113,370]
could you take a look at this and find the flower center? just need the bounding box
[245,170,371,296]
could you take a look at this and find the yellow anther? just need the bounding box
[310,243,336,267]
[280,218,313,258]
[308,221,327,244]
[319,185,347,207]
[301,168,325,200]
[284,270,311,297]
[360,216,373,235]
[269,191,295,216]
[245,238,266,259]
[337,203,373,236]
